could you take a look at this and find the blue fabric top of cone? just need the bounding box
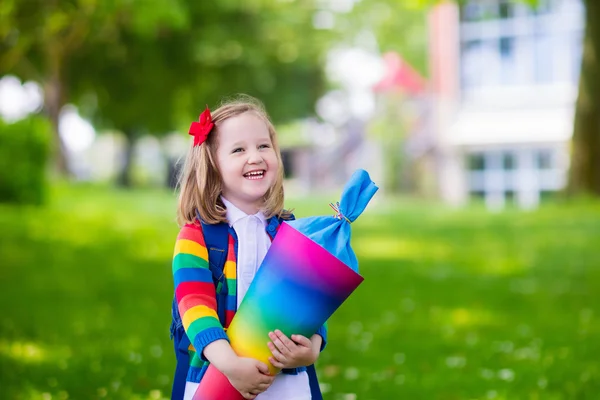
[287,169,378,272]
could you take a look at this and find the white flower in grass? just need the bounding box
[393,353,406,364]
[402,298,415,312]
[344,367,360,380]
[466,332,479,347]
[498,368,515,382]
[395,374,406,385]
[382,310,397,325]
[319,383,331,393]
[480,368,494,380]
[445,355,466,368]
[492,341,514,354]
[514,346,540,361]
[580,308,593,324]
[150,345,163,358]
[347,321,363,336]
[149,390,161,399]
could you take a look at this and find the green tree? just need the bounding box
[70,0,330,185]
[0,0,128,175]
[2,0,331,183]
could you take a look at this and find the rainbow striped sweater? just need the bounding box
[172,218,328,383]
[172,222,234,380]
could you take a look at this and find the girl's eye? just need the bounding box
[259,144,271,149]
[232,148,244,153]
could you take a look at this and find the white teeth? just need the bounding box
[244,170,264,179]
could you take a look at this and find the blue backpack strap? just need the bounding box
[200,219,230,326]
[307,364,323,400]
[171,296,190,400]
[171,217,230,400]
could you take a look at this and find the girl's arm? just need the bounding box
[172,223,228,359]
[315,322,328,351]
[203,339,272,377]
[173,224,274,397]
[309,334,323,361]
[204,339,274,398]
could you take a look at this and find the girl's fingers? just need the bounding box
[291,334,312,347]
[258,371,275,385]
[267,342,284,360]
[268,346,286,362]
[269,356,285,368]
[269,331,292,354]
[275,330,296,349]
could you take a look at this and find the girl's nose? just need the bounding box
[247,150,264,164]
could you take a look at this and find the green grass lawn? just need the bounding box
[1,185,599,400]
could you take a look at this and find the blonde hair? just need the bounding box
[176,95,292,226]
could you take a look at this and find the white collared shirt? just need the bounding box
[221,197,271,308]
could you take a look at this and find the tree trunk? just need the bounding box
[567,0,600,195]
[44,71,71,177]
[117,130,137,187]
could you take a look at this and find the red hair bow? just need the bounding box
[189,106,214,147]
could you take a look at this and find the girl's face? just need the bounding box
[215,112,279,215]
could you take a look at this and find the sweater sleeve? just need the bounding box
[316,321,328,351]
[173,223,229,359]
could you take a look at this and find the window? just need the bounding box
[532,0,554,15]
[536,149,554,170]
[534,33,553,83]
[502,152,516,170]
[571,32,584,83]
[499,1,514,19]
[459,0,583,89]
[468,153,486,171]
[470,190,486,201]
[540,190,556,202]
[505,190,516,204]
[499,37,515,59]
[465,147,565,208]
[461,3,481,22]
[461,1,500,22]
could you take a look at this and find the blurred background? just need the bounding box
[1,0,599,399]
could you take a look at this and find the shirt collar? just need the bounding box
[221,196,267,227]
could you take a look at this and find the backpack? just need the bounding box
[169,218,323,400]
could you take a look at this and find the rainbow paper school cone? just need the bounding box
[229,222,364,372]
[193,169,377,400]
[193,223,364,399]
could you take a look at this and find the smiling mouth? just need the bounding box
[243,170,265,180]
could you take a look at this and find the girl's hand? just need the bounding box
[222,357,274,399]
[267,329,320,369]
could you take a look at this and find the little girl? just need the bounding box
[172,97,327,400]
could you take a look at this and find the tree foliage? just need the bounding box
[1,0,128,174]
[1,0,332,180]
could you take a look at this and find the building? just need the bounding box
[429,0,584,208]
